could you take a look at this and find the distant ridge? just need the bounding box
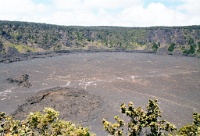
[0,20,200,56]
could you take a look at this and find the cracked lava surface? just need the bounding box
[0,52,200,135]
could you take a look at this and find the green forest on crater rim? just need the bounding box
[0,20,200,56]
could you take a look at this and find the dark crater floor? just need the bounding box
[0,52,200,135]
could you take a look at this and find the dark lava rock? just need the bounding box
[0,42,3,53]
[12,87,106,124]
[6,47,19,56]
[6,74,32,88]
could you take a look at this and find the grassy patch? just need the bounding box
[4,42,36,53]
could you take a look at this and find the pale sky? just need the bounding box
[0,0,200,27]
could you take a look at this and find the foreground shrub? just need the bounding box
[0,99,199,136]
[102,99,177,136]
[178,112,200,136]
[0,108,95,136]
[102,99,200,136]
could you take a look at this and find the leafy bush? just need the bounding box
[178,112,200,136]
[168,43,175,53]
[102,99,200,136]
[0,108,95,136]
[0,100,199,136]
[102,99,177,136]
[183,45,196,55]
[152,42,160,52]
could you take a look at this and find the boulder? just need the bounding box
[6,74,32,88]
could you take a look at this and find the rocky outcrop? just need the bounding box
[12,87,106,124]
[6,74,32,88]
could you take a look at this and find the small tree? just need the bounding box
[183,44,196,55]
[168,43,175,54]
[188,44,196,54]
[152,42,159,52]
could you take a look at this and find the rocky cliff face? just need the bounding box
[0,21,200,56]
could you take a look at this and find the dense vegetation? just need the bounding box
[1,99,199,135]
[0,20,200,56]
[0,108,95,136]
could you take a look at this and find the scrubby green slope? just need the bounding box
[0,20,200,55]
